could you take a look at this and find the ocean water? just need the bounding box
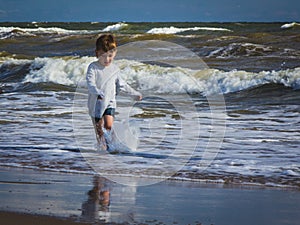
[0,22,299,188]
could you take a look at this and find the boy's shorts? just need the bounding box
[94,108,115,123]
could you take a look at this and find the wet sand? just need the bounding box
[0,211,91,225]
[0,167,300,225]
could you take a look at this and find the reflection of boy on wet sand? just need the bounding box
[81,176,110,222]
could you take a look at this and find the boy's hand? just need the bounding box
[135,95,142,101]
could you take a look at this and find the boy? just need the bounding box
[86,34,142,150]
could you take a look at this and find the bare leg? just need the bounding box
[92,115,114,151]
[103,115,117,146]
[93,118,107,150]
[103,115,114,131]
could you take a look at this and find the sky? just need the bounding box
[0,0,299,22]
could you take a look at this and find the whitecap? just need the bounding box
[23,56,94,85]
[146,26,232,34]
[6,56,298,95]
[102,22,128,32]
[281,22,300,29]
[0,26,97,39]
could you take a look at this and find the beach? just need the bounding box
[0,22,300,224]
[1,167,300,225]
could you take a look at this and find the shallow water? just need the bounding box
[0,22,299,188]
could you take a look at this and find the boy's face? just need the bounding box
[96,49,117,67]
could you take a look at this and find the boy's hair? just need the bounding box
[96,34,117,52]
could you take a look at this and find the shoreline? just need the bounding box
[1,167,300,225]
[1,165,298,191]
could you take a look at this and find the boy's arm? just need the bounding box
[86,65,105,98]
[116,76,142,100]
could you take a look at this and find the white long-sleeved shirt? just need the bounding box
[86,61,141,118]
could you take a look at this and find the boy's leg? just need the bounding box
[103,115,117,145]
[92,109,115,150]
[93,118,107,150]
[103,115,114,130]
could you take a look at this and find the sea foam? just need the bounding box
[17,56,300,95]
[0,26,97,39]
[23,57,94,85]
[281,22,300,29]
[102,23,128,32]
[147,26,232,34]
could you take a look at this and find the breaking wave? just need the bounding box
[281,22,300,29]
[0,26,99,39]
[147,26,232,34]
[1,56,299,95]
[102,22,129,32]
